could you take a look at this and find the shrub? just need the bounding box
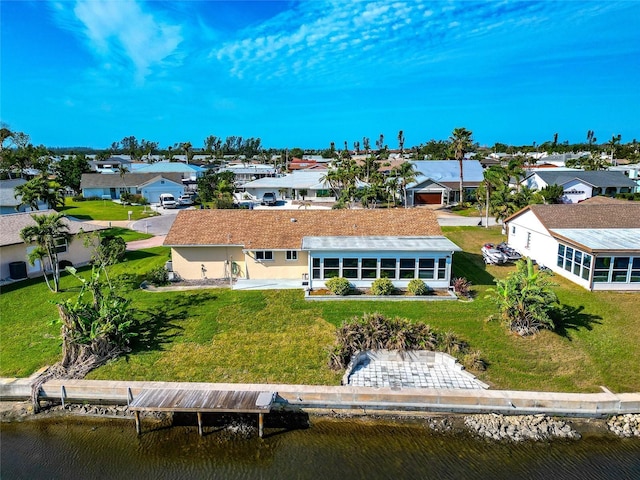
[371,277,394,295]
[407,278,429,296]
[325,277,352,296]
[72,194,86,202]
[147,266,169,286]
[462,350,487,371]
[452,277,472,298]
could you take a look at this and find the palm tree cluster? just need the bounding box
[320,155,421,209]
[487,258,558,336]
[19,212,71,292]
[329,312,484,371]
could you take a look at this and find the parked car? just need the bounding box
[481,243,509,264]
[159,193,177,209]
[261,192,277,206]
[178,194,194,206]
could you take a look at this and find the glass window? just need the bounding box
[380,258,396,278]
[255,251,273,261]
[323,258,339,279]
[564,247,573,271]
[418,258,435,279]
[54,237,68,254]
[595,257,611,269]
[399,258,415,279]
[437,258,447,280]
[286,250,298,261]
[343,258,358,279]
[613,257,630,269]
[361,258,377,279]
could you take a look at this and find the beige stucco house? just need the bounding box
[0,211,105,282]
[164,209,461,290]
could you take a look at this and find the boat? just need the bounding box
[497,242,522,262]
[481,243,509,264]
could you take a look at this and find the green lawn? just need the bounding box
[1,228,639,393]
[60,198,158,221]
[102,227,153,243]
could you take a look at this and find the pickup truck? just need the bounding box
[261,192,277,206]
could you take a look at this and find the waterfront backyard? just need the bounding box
[1,227,639,393]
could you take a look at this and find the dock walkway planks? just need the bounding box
[129,388,276,437]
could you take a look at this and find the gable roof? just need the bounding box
[81,173,185,189]
[531,170,636,188]
[505,202,640,229]
[164,209,442,250]
[0,210,106,247]
[0,178,27,207]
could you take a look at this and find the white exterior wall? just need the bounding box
[140,179,183,204]
[560,179,593,204]
[307,249,455,290]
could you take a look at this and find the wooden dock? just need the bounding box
[129,388,276,437]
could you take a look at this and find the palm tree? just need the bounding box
[20,212,71,292]
[449,127,474,204]
[607,134,621,164]
[477,166,507,228]
[397,130,405,156]
[182,141,193,164]
[117,165,129,198]
[393,161,422,208]
[14,175,65,211]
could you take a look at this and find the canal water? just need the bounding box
[2,415,639,479]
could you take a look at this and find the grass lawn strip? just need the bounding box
[1,227,638,393]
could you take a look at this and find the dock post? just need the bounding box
[197,412,203,436]
[60,385,66,409]
[135,411,141,435]
[258,413,264,438]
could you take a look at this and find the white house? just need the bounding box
[240,171,334,201]
[522,170,636,203]
[504,197,640,291]
[0,179,47,215]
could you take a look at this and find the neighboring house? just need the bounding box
[217,164,278,186]
[0,178,47,214]
[164,209,461,290]
[88,156,133,174]
[406,160,485,206]
[522,170,636,203]
[610,163,640,193]
[80,173,184,203]
[131,161,205,180]
[0,211,105,282]
[240,171,334,201]
[504,197,640,291]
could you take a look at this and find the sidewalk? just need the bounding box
[126,235,166,251]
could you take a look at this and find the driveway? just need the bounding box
[130,205,189,235]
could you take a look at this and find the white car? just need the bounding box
[178,194,194,206]
[159,193,177,209]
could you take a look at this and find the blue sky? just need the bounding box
[1,0,639,150]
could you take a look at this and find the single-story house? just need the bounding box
[406,160,485,206]
[0,211,105,282]
[164,209,461,290]
[504,197,640,291]
[80,173,184,203]
[88,156,133,174]
[217,164,279,186]
[522,170,636,203]
[0,178,47,215]
[130,161,205,179]
[240,171,335,201]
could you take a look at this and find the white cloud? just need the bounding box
[68,0,183,82]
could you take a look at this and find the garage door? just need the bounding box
[414,193,442,205]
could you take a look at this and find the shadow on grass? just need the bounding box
[452,252,497,286]
[125,249,163,261]
[130,293,217,354]
[552,304,603,341]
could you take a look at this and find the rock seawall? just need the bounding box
[464,414,581,441]
[607,414,640,438]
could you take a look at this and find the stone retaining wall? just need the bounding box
[1,377,639,418]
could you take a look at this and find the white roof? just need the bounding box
[301,236,462,251]
[551,228,640,252]
[243,171,329,190]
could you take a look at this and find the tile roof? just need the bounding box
[0,210,106,247]
[80,173,185,189]
[164,209,442,250]
[506,202,640,229]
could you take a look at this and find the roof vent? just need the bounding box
[291,218,297,222]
